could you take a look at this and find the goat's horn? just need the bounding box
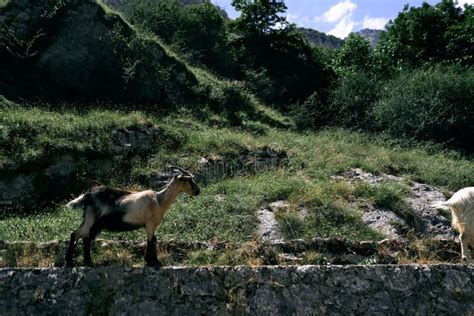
[170,166,192,176]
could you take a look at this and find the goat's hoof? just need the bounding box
[461,257,471,264]
[65,261,74,268]
[146,261,162,269]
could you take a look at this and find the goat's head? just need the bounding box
[171,167,200,196]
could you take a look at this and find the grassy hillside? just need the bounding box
[1,104,473,243]
[1,0,473,268]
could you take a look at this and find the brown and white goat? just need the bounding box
[65,167,200,267]
[432,187,474,263]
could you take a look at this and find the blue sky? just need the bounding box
[211,0,473,38]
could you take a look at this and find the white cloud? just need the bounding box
[286,14,298,23]
[328,18,356,38]
[362,16,389,30]
[457,0,474,7]
[322,0,357,23]
[317,0,358,38]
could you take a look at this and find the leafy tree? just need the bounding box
[230,0,333,105]
[376,0,472,69]
[372,66,474,151]
[329,71,381,129]
[129,0,181,43]
[332,33,373,76]
[231,0,288,35]
[175,2,234,74]
[446,4,474,65]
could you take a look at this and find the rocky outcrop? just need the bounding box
[139,146,288,188]
[354,28,383,47]
[333,168,455,240]
[0,0,196,102]
[0,125,161,216]
[1,265,473,315]
[257,202,285,244]
[299,27,345,48]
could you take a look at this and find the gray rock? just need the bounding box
[257,208,283,244]
[111,125,162,154]
[408,182,455,239]
[334,168,455,239]
[361,205,406,239]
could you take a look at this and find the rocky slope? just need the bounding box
[298,27,344,48]
[354,28,383,47]
[0,0,197,103]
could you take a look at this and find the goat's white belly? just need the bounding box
[452,207,474,243]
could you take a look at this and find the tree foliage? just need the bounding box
[231,0,288,35]
[376,0,473,69]
[332,34,373,76]
[230,0,332,105]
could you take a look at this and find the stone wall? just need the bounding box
[1,265,473,315]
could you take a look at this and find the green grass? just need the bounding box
[0,107,152,168]
[354,181,411,210]
[1,105,474,243]
[304,200,383,240]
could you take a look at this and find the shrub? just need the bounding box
[372,66,474,152]
[194,80,253,125]
[329,71,381,129]
[292,92,327,130]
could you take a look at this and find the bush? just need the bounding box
[292,92,327,130]
[194,80,253,124]
[329,71,381,129]
[208,81,252,111]
[372,66,474,151]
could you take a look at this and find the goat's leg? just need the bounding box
[460,233,471,263]
[145,235,161,267]
[145,225,161,267]
[83,237,93,267]
[83,225,101,267]
[65,208,95,267]
[65,231,79,267]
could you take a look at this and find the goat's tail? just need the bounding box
[66,194,86,210]
[431,201,451,211]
